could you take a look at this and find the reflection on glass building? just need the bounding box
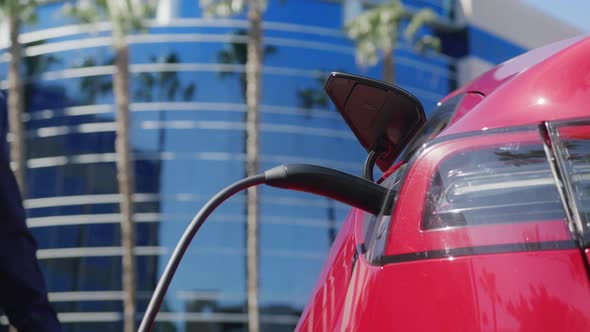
[0,0,581,331]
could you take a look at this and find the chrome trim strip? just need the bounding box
[26,120,357,139]
[1,312,300,324]
[27,212,343,229]
[36,246,167,259]
[24,102,342,121]
[36,246,327,261]
[47,290,307,303]
[24,193,350,209]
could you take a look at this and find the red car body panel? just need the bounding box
[336,250,590,332]
[440,35,584,102]
[295,211,357,332]
[442,36,590,136]
[296,36,590,331]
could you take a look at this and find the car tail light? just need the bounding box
[548,121,590,246]
[423,142,565,230]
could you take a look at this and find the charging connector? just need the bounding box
[264,164,387,215]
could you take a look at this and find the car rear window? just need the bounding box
[398,94,465,163]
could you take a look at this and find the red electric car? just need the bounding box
[139,35,590,332]
[295,35,590,331]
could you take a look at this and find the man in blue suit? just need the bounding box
[0,92,61,331]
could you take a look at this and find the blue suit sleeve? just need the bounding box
[0,92,61,331]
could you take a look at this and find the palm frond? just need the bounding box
[414,34,441,53]
[200,0,246,17]
[264,45,277,57]
[345,0,404,67]
[182,83,196,101]
[0,0,37,22]
[63,0,156,34]
[404,7,437,42]
[63,0,105,25]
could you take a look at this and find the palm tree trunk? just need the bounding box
[113,33,137,332]
[8,12,26,332]
[7,15,26,197]
[246,2,262,332]
[382,47,395,84]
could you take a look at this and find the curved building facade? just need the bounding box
[0,0,456,331]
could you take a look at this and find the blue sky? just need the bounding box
[523,0,590,32]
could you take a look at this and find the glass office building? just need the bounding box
[2,0,571,331]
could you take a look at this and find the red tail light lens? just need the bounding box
[423,139,565,230]
[384,126,577,258]
[548,121,590,245]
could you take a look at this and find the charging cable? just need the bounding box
[138,164,387,331]
[138,174,264,331]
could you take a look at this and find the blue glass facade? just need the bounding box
[0,0,457,331]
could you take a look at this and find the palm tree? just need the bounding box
[346,0,439,84]
[296,76,329,118]
[77,55,114,104]
[2,3,41,330]
[200,1,268,331]
[0,0,37,197]
[134,51,196,180]
[216,29,276,99]
[404,8,441,53]
[135,53,196,103]
[64,1,156,331]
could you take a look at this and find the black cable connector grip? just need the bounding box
[265,164,388,215]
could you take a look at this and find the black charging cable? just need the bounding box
[363,150,379,182]
[137,174,265,332]
[362,141,387,182]
[138,164,387,331]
